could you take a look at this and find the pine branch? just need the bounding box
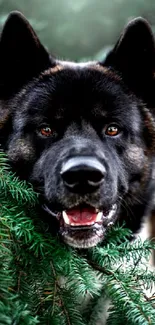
[86,243,155,324]
[0,151,37,205]
[0,150,155,324]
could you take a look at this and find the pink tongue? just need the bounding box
[67,208,97,225]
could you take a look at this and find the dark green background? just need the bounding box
[0,0,155,60]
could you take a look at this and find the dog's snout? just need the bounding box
[60,157,105,193]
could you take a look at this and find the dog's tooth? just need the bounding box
[112,204,117,211]
[62,211,70,225]
[108,221,114,227]
[96,211,103,221]
[107,207,116,220]
[70,221,95,226]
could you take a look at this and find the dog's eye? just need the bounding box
[40,127,53,137]
[105,124,120,136]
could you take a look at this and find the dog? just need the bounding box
[0,12,155,251]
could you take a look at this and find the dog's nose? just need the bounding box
[60,157,105,193]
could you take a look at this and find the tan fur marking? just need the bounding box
[90,64,122,82]
[141,105,155,154]
[42,65,63,76]
[124,144,150,189]
[126,145,146,169]
[41,62,121,82]
[0,108,10,129]
[8,139,35,162]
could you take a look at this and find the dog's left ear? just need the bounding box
[103,17,155,106]
[0,11,54,97]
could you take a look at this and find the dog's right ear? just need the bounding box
[103,17,155,107]
[0,11,54,97]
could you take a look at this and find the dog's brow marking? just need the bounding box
[42,65,64,76]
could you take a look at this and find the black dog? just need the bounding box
[0,12,155,248]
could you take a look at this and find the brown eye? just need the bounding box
[40,127,53,137]
[105,124,120,136]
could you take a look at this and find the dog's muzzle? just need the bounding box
[60,156,105,194]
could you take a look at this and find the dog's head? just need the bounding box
[0,12,155,248]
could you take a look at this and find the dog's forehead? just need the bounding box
[37,62,137,118]
[14,60,140,132]
[37,61,127,110]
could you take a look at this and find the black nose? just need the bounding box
[60,157,105,193]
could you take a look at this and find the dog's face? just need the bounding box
[0,12,155,248]
[7,65,149,248]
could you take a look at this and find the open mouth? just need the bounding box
[43,204,117,248]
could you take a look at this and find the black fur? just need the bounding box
[0,12,155,248]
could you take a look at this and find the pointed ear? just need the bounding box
[0,11,54,97]
[103,17,155,105]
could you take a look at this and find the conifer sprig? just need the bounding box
[0,150,154,324]
[0,150,37,205]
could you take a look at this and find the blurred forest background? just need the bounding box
[0,0,155,61]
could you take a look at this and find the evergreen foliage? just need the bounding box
[0,150,155,325]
